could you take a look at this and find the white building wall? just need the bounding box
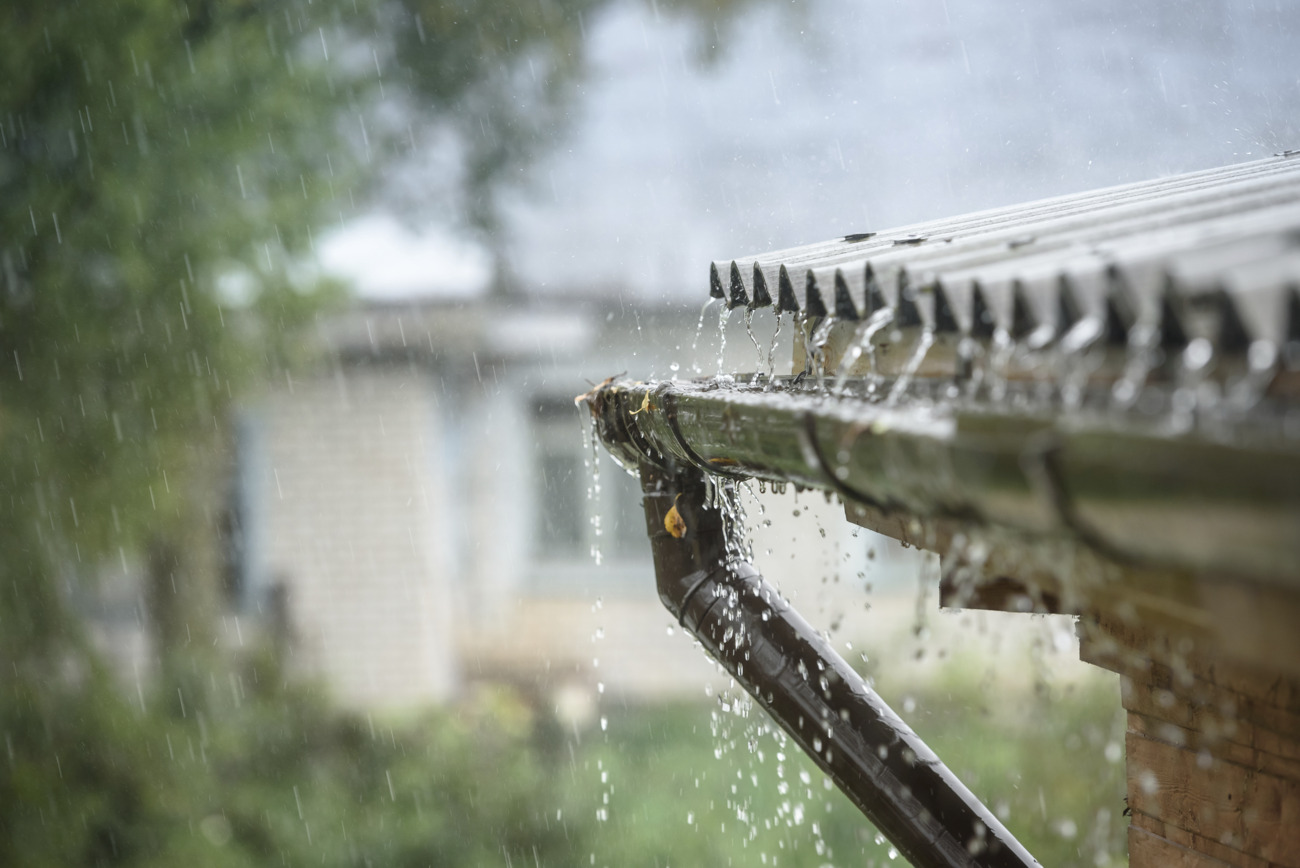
[236,301,920,711]
[253,365,458,708]
[460,373,533,630]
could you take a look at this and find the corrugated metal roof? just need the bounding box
[711,154,1300,361]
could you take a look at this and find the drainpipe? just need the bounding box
[639,459,1039,868]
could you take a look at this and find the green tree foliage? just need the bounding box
[3,655,1124,867]
[387,0,605,233]
[0,3,380,861]
[0,0,371,660]
[3,653,599,867]
[0,0,770,661]
[384,0,779,245]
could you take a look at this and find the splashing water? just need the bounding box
[1171,337,1216,434]
[1229,339,1280,412]
[657,475,847,864]
[719,480,753,565]
[691,297,719,375]
[1111,324,1158,409]
[766,312,784,384]
[1054,321,1105,411]
[717,306,733,375]
[591,595,612,824]
[885,329,935,406]
[833,307,894,395]
[743,308,764,376]
[808,316,840,389]
[595,757,611,823]
[983,328,1017,404]
[581,411,604,566]
[795,312,815,380]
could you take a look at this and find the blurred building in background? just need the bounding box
[233,298,680,710]
[79,290,929,714]
[230,296,920,711]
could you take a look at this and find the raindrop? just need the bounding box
[1184,337,1213,372]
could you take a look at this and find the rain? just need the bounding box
[3,1,1299,867]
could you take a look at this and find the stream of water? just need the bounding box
[833,308,895,395]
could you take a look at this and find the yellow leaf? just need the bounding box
[664,502,687,539]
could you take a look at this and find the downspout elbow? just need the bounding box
[638,459,1039,868]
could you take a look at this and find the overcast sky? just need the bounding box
[324,0,1300,302]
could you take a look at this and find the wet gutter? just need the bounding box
[585,376,1300,588]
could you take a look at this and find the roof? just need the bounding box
[711,152,1300,357]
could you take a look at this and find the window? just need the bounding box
[536,449,584,556]
[531,397,649,573]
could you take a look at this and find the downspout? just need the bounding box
[635,459,1039,868]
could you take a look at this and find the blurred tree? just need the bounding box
[0,2,375,861]
[0,0,768,864]
[385,0,775,290]
[387,0,605,236]
[0,0,366,694]
[0,0,776,679]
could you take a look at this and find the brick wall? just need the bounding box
[1082,615,1300,868]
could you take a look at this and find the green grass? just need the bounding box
[573,674,1127,867]
[3,650,1126,868]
